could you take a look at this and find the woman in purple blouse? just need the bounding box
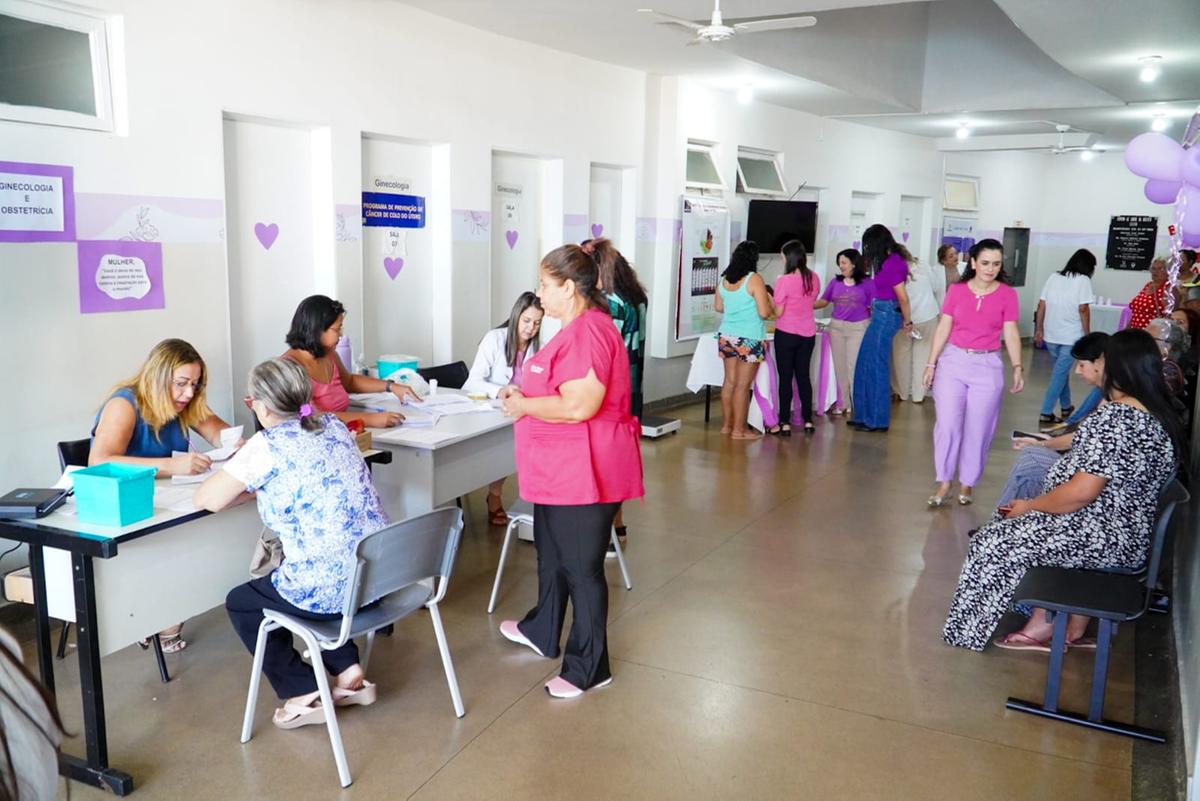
[814,248,872,417]
[850,225,914,432]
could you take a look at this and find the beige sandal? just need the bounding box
[332,680,377,707]
[273,697,326,729]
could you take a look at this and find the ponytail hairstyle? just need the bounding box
[781,239,815,293]
[861,224,914,277]
[247,358,326,434]
[961,238,1008,283]
[539,245,609,313]
[722,240,760,283]
[581,237,649,308]
[835,248,868,283]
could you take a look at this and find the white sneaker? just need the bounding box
[545,676,612,699]
[498,620,545,657]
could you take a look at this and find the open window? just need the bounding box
[685,141,724,191]
[943,174,980,212]
[0,0,121,132]
[736,149,786,196]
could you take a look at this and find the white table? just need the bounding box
[358,391,516,521]
[1089,303,1131,335]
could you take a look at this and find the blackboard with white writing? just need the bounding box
[1106,215,1158,271]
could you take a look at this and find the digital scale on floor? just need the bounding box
[640,415,681,438]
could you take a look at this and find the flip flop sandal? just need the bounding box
[159,633,188,654]
[927,495,947,508]
[993,632,1054,652]
[273,698,326,729]
[332,681,377,708]
[958,495,974,506]
[1067,637,1097,650]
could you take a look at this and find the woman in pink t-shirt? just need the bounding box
[922,239,1024,507]
[497,244,644,699]
[769,239,821,434]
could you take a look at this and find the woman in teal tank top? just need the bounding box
[714,241,773,440]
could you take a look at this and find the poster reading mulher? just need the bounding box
[0,161,76,242]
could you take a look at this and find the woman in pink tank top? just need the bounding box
[280,295,419,429]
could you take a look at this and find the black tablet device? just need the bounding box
[0,488,70,519]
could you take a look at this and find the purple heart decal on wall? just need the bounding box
[591,223,604,238]
[902,231,910,242]
[852,240,861,250]
[254,222,279,250]
[505,230,519,250]
[384,257,404,280]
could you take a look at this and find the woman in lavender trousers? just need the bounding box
[922,239,1024,507]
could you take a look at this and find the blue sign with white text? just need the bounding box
[361,191,425,228]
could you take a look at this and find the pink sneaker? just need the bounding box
[498,620,545,657]
[544,676,613,699]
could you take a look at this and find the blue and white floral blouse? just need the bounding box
[223,414,389,614]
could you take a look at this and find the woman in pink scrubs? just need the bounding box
[497,244,644,699]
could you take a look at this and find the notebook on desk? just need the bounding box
[0,488,71,519]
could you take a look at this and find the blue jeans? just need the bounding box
[1039,342,1074,415]
[1066,388,1102,424]
[851,300,902,429]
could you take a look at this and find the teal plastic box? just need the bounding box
[377,353,419,379]
[72,463,157,527]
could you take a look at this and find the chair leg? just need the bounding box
[611,528,633,591]
[487,520,518,614]
[361,630,376,672]
[428,603,465,718]
[1042,610,1069,713]
[56,621,71,659]
[241,620,272,743]
[303,632,352,788]
[152,634,171,683]
[1088,619,1114,722]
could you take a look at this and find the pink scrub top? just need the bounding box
[283,353,351,413]
[942,282,1020,350]
[773,272,822,337]
[514,308,644,506]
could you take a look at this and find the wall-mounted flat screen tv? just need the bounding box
[745,200,817,253]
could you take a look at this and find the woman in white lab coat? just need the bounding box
[464,292,544,524]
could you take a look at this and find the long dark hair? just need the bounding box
[781,239,815,293]
[861,224,913,275]
[1102,328,1185,456]
[1060,249,1097,278]
[540,245,609,312]
[835,248,868,283]
[722,241,760,283]
[960,239,1008,283]
[0,635,66,801]
[581,238,648,308]
[285,295,345,357]
[500,292,542,367]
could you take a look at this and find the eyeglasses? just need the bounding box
[171,379,204,392]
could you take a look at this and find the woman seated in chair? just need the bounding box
[195,358,389,729]
[464,291,544,524]
[90,338,241,653]
[943,329,1181,652]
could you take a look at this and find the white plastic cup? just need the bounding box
[429,378,438,395]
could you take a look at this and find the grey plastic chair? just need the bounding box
[239,507,466,788]
[487,499,631,614]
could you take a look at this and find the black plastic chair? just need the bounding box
[417,361,469,390]
[55,438,172,683]
[1004,478,1189,742]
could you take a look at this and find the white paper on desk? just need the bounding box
[372,427,459,446]
[220,426,243,447]
[155,485,198,512]
[52,465,85,490]
[406,394,472,408]
[169,450,224,484]
[396,410,439,428]
[431,401,493,416]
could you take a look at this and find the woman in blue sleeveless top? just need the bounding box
[91,338,239,653]
[714,241,773,440]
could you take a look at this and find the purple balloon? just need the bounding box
[1182,147,1200,188]
[1184,230,1200,248]
[1124,132,1184,181]
[1183,185,1200,237]
[1145,179,1182,204]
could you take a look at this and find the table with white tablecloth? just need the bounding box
[686,329,840,432]
[1089,303,1131,335]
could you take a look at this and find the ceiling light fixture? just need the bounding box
[1139,55,1162,83]
[1080,150,1097,162]
[955,124,971,139]
[1151,113,1169,132]
[736,85,754,105]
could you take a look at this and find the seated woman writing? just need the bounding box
[195,358,389,729]
[943,329,1181,652]
[282,295,418,429]
[91,338,241,653]
[464,291,543,524]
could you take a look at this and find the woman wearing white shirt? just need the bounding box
[892,258,946,402]
[1034,249,1095,425]
[465,292,544,524]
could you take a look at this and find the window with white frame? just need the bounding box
[685,142,724,191]
[943,175,980,211]
[736,149,786,196]
[0,0,120,132]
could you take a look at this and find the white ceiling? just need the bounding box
[398,0,1200,151]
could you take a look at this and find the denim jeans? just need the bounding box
[1066,387,1102,424]
[1039,342,1075,415]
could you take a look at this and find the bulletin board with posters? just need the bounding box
[675,196,730,341]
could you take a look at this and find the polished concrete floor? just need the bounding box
[30,348,1139,800]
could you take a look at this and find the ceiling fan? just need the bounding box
[638,1,817,45]
[1045,124,1096,156]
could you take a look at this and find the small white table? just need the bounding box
[358,392,516,521]
[1089,303,1131,335]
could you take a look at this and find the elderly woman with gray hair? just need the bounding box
[195,358,389,731]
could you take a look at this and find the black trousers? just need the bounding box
[226,575,360,699]
[774,329,817,423]
[518,502,620,689]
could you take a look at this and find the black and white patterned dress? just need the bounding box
[943,402,1175,651]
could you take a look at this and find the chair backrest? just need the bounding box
[57,439,91,470]
[1142,477,1189,604]
[340,507,464,622]
[417,361,469,390]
